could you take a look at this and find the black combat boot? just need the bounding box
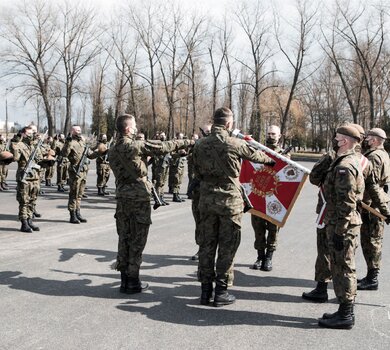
[119,272,128,293]
[302,282,328,302]
[1,182,9,190]
[172,193,185,202]
[45,179,50,187]
[33,210,41,218]
[58,185,65,192]
[125,277,149,294]
[69,211,81,224]
[261,250,274,271]
[357,269,379,290]
[252,249,265,270]
[75,209,87,223]
[20,219,33,233]
[318,303,354,329]
[97,187,104,196]
[82,193,88,198]
[102,187,110,195]
[191,250,199,261]
[213,279,236,307]
[27,218,40,231]
[200,283,213,305]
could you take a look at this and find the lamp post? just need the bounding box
[5,88,9,138]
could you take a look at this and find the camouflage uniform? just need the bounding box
[323,149,364,304]
[62,136,98,214]
[54,138,69,190]
[153,154,171,197]
[42,140,54,186]
[0,139,9,189]
[96,141,111,193]
[12,137,43,221]
[192,125,273,288]
[109,134,192,279]
[360,147,390,272]
[169,151,187,200]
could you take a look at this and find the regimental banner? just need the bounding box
[233,130,311,227]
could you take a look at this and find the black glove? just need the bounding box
[266,159,276,167]
[385,215,390,225]
[332,234,344,251]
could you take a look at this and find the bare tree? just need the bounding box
[0,0,60,135]
[56,0,103,134]
[274,0,318,139]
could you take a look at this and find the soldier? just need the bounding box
[136,132,145,141]
[62,125,99,224]
[169,132,187,202]
[54,133,70,192]
[96,133,111,196]
[108,114,193,294]
[188,126,211,260]
[251,125,289,271]
[187,133,199,199]
[192,107,275,307]
[318,125,364,330]
[0,134,10,191]
[358,128,390,290]
[153,132,171,205]
[11,126,44,232]
[42,136,55,187]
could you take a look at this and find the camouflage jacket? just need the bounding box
[109,135,192,201]
[363,147,390,215]
[96,141,110,166]
[323,149,365,234]
[53,140,69,164]
[61,137,98,174]
[12,139,43,181]
[192,125,273,216]
[0,140,6,152]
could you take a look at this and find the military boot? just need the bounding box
[125,277,149,294]
[213,279,236,307]
[20,219,33,233]
[318,303,354,329]
[261,250,274,271]
[0,185,3,192]
[69,211,81,224]
[58,185,65,192]
[357,269,379,290]
[172,193,185,202]
[27,219,40,231]
[302,282,328,303]
[45,179,50,187]
[33,210,41,218]
[191,250,199,261]
[252,249,265,270]
[200,283,213,305]
[97,187,104,196]
[1,182,9,190]
[119,272,128,293]
[75,209,87,223]
[102,187,110,195]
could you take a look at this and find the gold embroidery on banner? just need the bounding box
[250,167,280,197]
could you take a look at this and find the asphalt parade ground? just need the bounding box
[0,161,389,350]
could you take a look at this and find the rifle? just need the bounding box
[103,137,113,162]
[75,145,90,176]
[21,130,48,184]
[281,145,293,155]
[150,185,163,210]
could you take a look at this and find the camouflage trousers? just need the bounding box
[169,165,185,193]
[0,164,8,182]
[155,166,169,196]
[360,213,385,270]
[45,165,54,180]
[68,171,87,211]
[327,224,360,304]
[16,180,39,220]
[115,199,152,278]
[57,162,69,186]
[314,226,332,282]
[198,210,242,284]
[251,215,279,251]
[96,163,110,187]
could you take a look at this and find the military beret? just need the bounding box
[367,128,387,139]
[349,123,365,135]
[336,126,361,141]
